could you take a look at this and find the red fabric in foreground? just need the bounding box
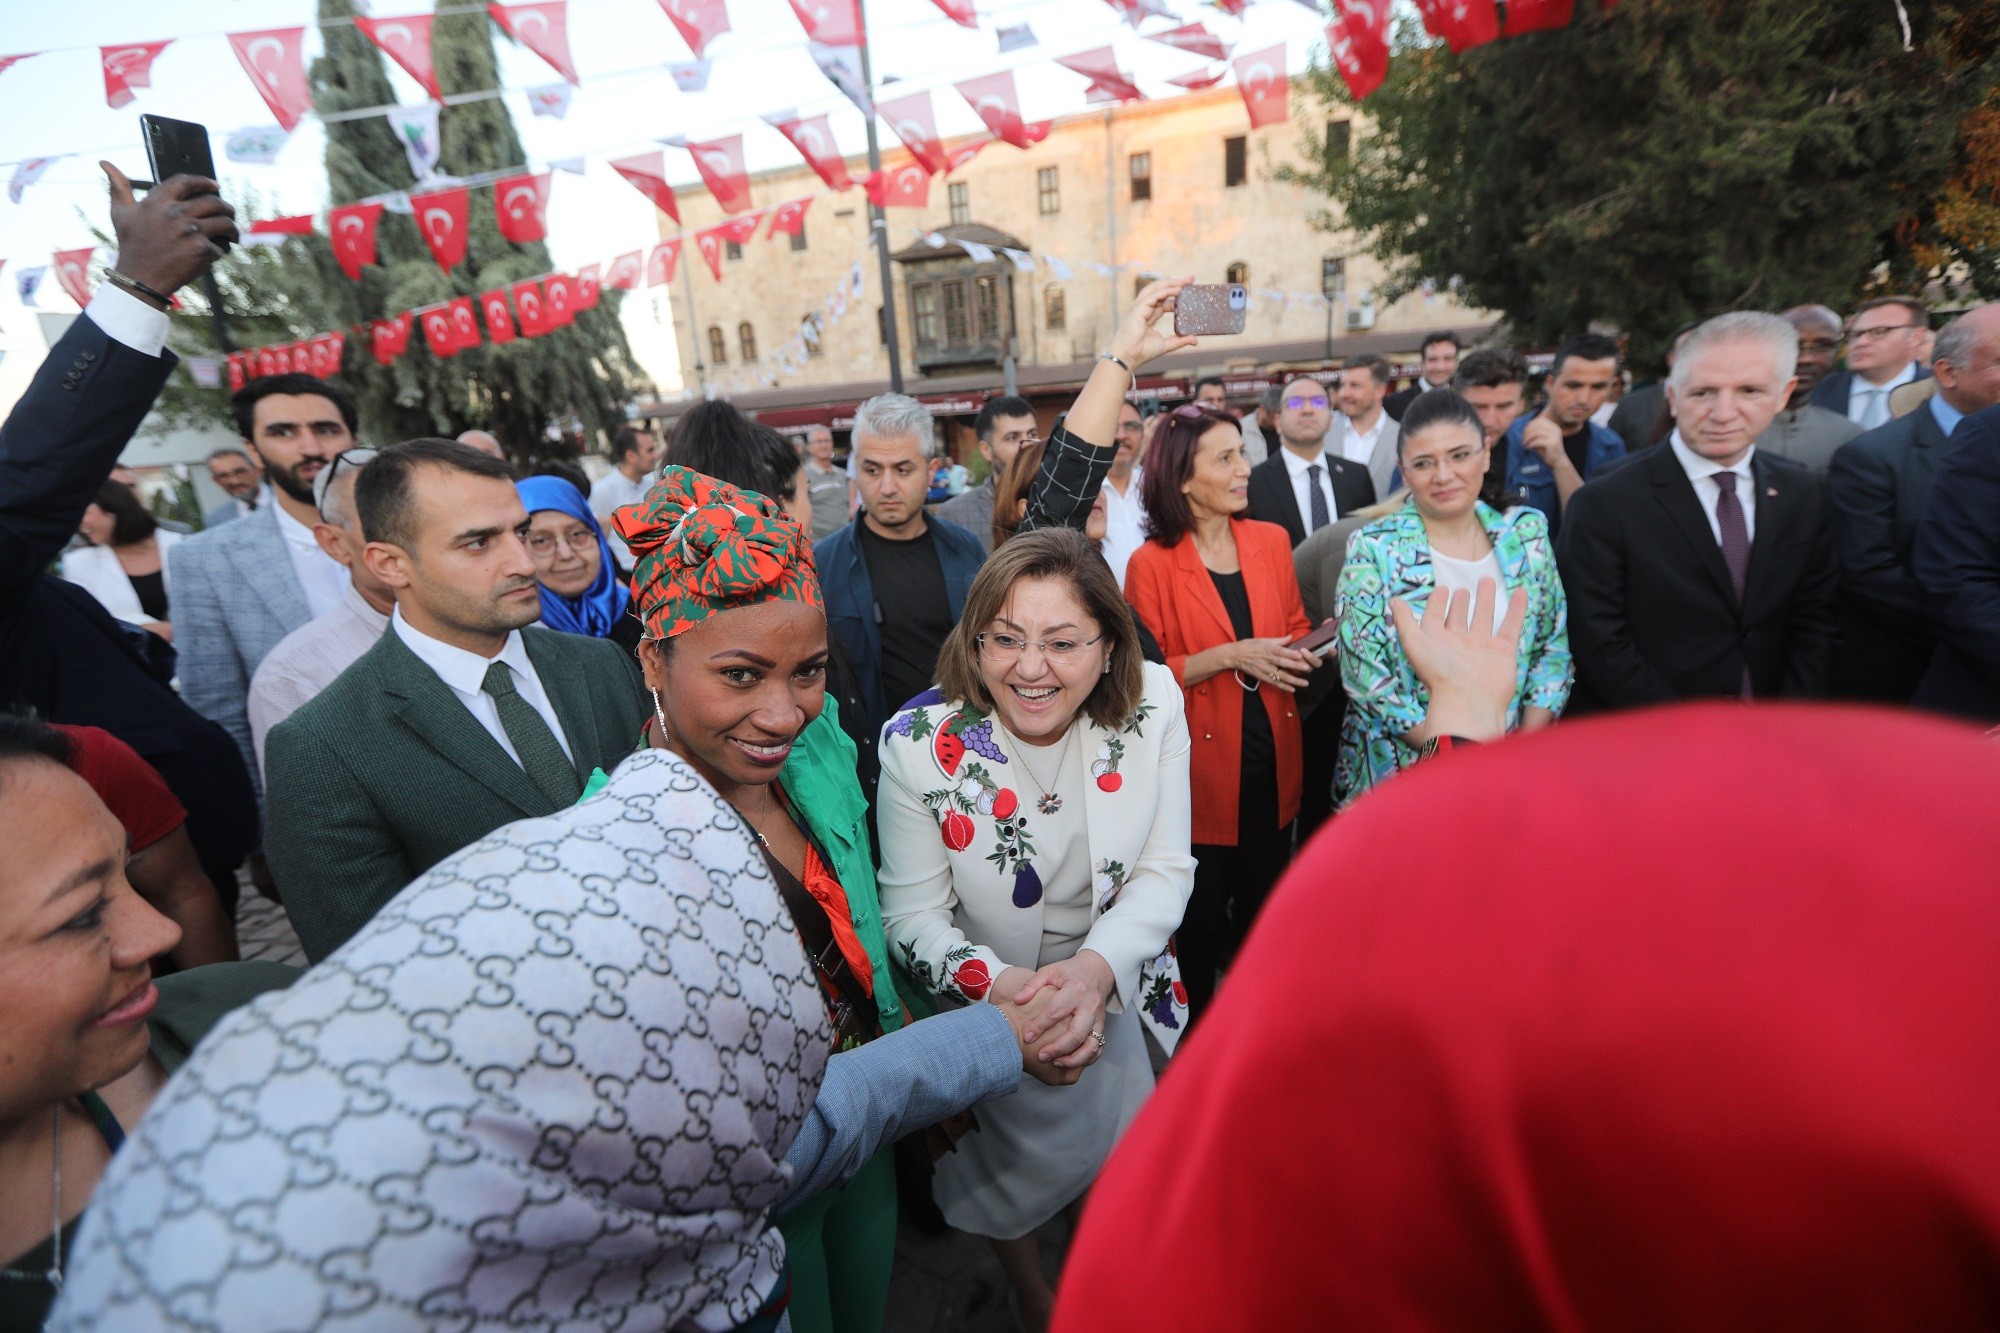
[1052,704,2000,1331]
[56,724,186,853]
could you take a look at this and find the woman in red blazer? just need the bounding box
[1125,404,1318,1025]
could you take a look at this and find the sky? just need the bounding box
[0,0,1336,400]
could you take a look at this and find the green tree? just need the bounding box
[1287,0,2000,369]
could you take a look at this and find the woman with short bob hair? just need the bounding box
[878,527,1194,1327]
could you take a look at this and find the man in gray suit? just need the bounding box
[936,394,1037,553]
[1327,354,1402,497]
[170,375,356,791]
[1758,305,1862,475]
[201,446,268,528]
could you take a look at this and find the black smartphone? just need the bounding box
[141,114,217,191]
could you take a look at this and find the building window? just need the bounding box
[1129,152,1151,202]
[738,321,758,361]
[911,286,939,345]
[707,324,728,364]
[948,181,971,226]
[1326,119,1351,162]
[1321,254,1346,300]
[974,275,1001,340]
[725,240,743,261]
[1224,135,1247,188]
[942,278,970,345]
[1038,166,1061,215]
[1226,261,1249,286]
[1045,284,1066,331]
[790,222,808,252]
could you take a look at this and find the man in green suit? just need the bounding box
[265,439,647,961]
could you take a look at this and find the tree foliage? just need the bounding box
[155,0,649,459]
[1286,0,2000,368]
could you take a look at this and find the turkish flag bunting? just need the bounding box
[1168,66,1229,90]
[370,313,412,364]
[604,250,643,290]
[766,196,813,239]
[1326,2,1392,101]
[1233,44,1290,128]
[267,344,289,375]
[412,186,470,272]
[682,135,755,215]
[610,152,680,223]
[247,215,316,236]
[513,280,550,335]
[226,353,248,391]
[1056,48,1142,104]
[306,331,345,378]
[355,15,442,102]
[1145,23,1229,61]
[487,2,579,84]
[947,138,995,173]
[101,41,172,110]
[494,172,552,243]
[646,240,681,287]
[716,213,762,245]
[1500,0,1575,35]
[658,0,731,57]
[1413,0,1500,51]
[0,56,37,78]
[877,91,951,176]
[862,162,932,209]
[692,225,729,282]
[228,28,312,130]
[52,248,94,308]
[420,306,459,358]
[543,274,577,326]
[766,113,852,191]
[481,289,517,342]
[574,264,601,310]
[329,202,384,280]
[931,0,978,26]
[787,0,860,45]
[956,73,1040,150]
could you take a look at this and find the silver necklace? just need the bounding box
[1013,734,1071,815]
[1,1105,62,1290]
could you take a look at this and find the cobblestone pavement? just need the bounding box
[233,872,306,967]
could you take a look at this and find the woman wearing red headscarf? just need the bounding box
[1051,697,2000,1329]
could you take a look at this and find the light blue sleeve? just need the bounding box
[775,1003,1021,1215]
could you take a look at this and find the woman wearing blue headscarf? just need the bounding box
[516,475,638,649]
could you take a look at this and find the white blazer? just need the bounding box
[59,529,182,630]
[877,661,1197,1053]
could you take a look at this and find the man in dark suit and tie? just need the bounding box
[1558,312,1839,712]
[1246,374,1376,547]
[1828,305,2000,703]
[1913,402,2000,723]
[1810,296,1933,429]
[264,440,648,960]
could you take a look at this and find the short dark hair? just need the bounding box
[91,479,158,546]
[975,395,1035,442]
[231,375,357,442]
[1140,406,1241,545]
[356,438,517,548]
[1454,348,1529,390]
[526,460,591,501]
[1396,389,1486,455]
[1852,295,1928,326]
[611,425,654,462]
[1419,331,1463,356]
[666,400,801,501]
[1193,376,1226,396]
[1341,354,1393,388]
[1550,333,1622,379]
[0,710,73,772]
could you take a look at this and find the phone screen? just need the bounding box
[141,115,217,189]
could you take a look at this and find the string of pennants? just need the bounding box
[1329,0,1618,100]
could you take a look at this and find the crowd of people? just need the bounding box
[5,164,2000,1332]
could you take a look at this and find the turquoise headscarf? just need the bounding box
[516,475,631,638]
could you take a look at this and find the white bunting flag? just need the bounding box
[1042,254,1074,280]
[996,23,1037,52]
[999,247,1035,273]
[224,127,290,165]
[550,156,587,174]
[16,265,46,306]
[811,42,873,115]
[8,157,59,205]
[668,59,712,91]
[526,82,574,118]
[385,103,443,180]
[958,238,995,263]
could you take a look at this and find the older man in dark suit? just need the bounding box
[1558,312,1838,711]
[1914,403,2000,723]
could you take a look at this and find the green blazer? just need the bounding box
[264,624,647,961]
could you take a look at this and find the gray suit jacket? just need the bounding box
[1757,404,1862,477]
[168,505,310,795]
[1328,413,1402,498]
[933,479,997,554]
[203,499,244,530]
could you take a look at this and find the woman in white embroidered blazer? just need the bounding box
[878,528,1195,1326]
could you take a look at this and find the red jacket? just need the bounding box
[1125,518,1310,846]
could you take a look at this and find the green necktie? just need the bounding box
[481,660,581,806]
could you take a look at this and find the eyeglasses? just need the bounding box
[976,631,1104,663]
[1285,394,1330,410]
[314,447,379,518]
[525,528,597,557]
[1114,419,1145,434]
[1846,323,1924,344]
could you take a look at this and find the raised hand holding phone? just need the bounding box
[99,163,239,309]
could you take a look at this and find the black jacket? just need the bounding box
[1912,404,2000,722]
[1556,442,1839,711]
[1245,450,1377,549]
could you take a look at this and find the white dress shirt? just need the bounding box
[248,583,392,776]
[590,467,652,567]
[1669,432,1756,545]
[272,502,349,619]
[231,483,273,519]
[1336,410,1387,468]
[84,284,171,357]
[1099,467,1148,590]
[391,609,575,766]
[1280,445,1342,534]
[1845,361,1917,429]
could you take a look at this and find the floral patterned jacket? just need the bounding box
[1334,499,1573,805]
[875,662,1199,1054]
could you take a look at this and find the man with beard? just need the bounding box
[262,440,648,960]
[1756,305,1863,476]
[170,375,357,793]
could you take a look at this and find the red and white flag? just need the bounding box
[246,214,316,238]
[226,352,248,390]
[955,72,1039,150]
[1501,0,1575,35]
[101,41,172,110]
[1167,66,1229,90]
[680,135,754,215]
[1056,48,1142,104]
[412,187,469,271]
[931,0,978,26]
[877,91,951,176]
[1326,1,1392,101]
[658,0,730,56]
[447,297,481,350]
[604,250,643,290]
[487,2,579,84]
[1214,0,1247,12]
[647,240,681,287]
[481,289,517,342]
[494,172,551,243]
[544,273,577,327]
[693,224,730,282]
[862,162,931,209]
[305,331,342,378]
[787,0,861,45]
[1413,0,1500,51]
[947,138,996,173]
[513,280,550,335]
[356,15,442,102]
[52,248,94,308]
[329,202,384,281]
[227,28,312,131]
[1145,23,1229,61]
[611,152,680,223]
[0,55,37,78]
[371,313,412,364]
[574,263,602,309]
[420,306,459,357]
[766,112,852,191]
[1233,44,1289,128]
[766,196,813,240]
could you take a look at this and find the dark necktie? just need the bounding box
[482,660,581,805]
[1713,472,1754,700]
[1306,463,1331,534]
